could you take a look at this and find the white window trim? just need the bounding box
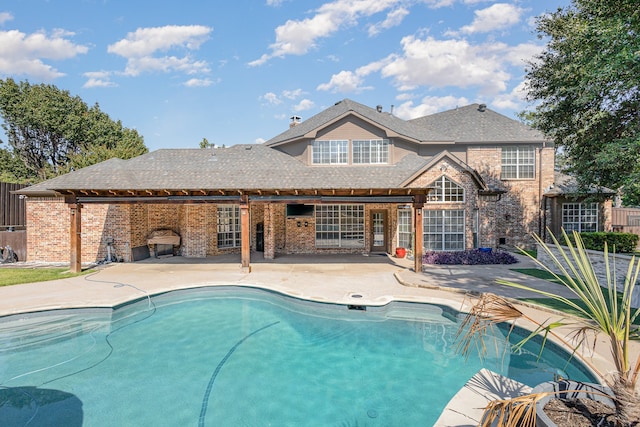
[423,209,466,251]
[312,140,348,165]
[501,146,536,180]
[352,139,389,164]
[427,175,465,203]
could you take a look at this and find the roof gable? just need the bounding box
[264,99,451,146]
[400,151,488,190]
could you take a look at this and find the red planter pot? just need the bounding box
[395,247,406,258]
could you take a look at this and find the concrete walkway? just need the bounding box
[0,252,637,426]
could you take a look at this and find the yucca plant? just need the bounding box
[456,229,640,426]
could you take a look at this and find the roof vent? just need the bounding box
[478,104,487,112]
[376,105,383,113]
[290,115,301,128]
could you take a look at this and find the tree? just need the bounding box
[524,0,640,205]
[457,230,640,425]
[0,78,147,181]
[199,137,213,148]
[0,147,31,183]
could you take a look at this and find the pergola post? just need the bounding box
[413,194,425,274]
[240,195,250,272]
[69,201,82,273]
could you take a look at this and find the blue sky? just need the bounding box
[0,0,567,151]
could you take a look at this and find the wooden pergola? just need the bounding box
[59,186,430,274]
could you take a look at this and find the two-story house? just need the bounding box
[17,99,611,272]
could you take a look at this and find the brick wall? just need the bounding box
[468,146,555,249]
[26,198,69,262]
[26,199,132,263]
[180,205,209,257]
[408,158,481,249]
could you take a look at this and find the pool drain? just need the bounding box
[367,409,378,418]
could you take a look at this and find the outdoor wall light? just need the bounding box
[297,221,301,227]
[304,221,308,227]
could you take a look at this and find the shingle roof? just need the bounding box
[409,103,547,143]
[20,100,546,197]
[264,99,452,146]
[544,172,616,197]
[20,144,433,195]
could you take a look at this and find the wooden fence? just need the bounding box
[1,182,26,230]
[1,182,27,261]
[612,207,640,250]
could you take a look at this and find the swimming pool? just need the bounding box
[0,286,596,426]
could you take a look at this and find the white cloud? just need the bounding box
[108,25,212,76]
[394,95,470,119]
[294,99,315,111]
[108,25,211,57]
[184,78,214,87]
[367,7,409,37]
[503,42,542,66]
[255,137,267,143]
[317,60,385,93]
[317,70,365,93]
[282,88,304,99]
[249,0,400,66]
[261,92,282,104]
[459,3,523,34]
[380,35,512,94]
[490,80,528,110]
[0,12,14,24]
[82,71,117,88]
[418,0,456,8]
[0,29,88,80]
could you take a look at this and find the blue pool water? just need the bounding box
[0,287,596,426]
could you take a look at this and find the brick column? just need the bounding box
[240,196,250,271]
[264,204,275,259]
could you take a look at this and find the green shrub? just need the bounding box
[562,231,639,253]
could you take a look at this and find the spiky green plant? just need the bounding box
[457,229,640,426]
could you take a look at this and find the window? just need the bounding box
[353,139,389,164]
[423,210,465,251]
[562,203,598,232]
[428,176,464,202]
[397,206,412,249]
[312,140,348,164]
[501,146,535,179]
[316,204,364,248]
[217,205,241,248]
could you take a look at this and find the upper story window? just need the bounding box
[428,176,465,202]
[312,140,348,164]
[501,146,535,179]
[353,139,389,164]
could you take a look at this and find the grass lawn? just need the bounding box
[513,267,640,324]
[0,268,90,287]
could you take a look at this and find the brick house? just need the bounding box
[17,99,612,272]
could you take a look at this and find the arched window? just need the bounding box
[428,176,464,202]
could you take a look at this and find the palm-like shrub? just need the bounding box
[456,230,640,426]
